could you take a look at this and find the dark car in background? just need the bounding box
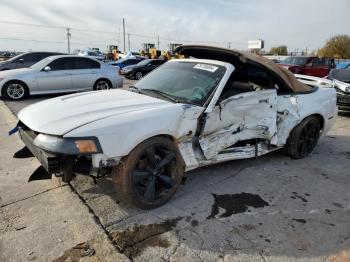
[278,56,335,77]
[0,51,62,71]
[328,65,350,111]
[109,57,145,69]
[121,59,166,79]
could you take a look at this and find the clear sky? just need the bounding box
[0,0,349,53]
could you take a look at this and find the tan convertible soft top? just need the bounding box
[176,45,312,93]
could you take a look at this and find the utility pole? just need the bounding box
[66,28,71,54]
[128,33,130,51]
[227,42,231,49]
[157,35,160,50]
[123,18,126,53]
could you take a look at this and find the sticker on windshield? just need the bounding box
[193,64,218,72]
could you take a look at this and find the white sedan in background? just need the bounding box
[0,55,123,100]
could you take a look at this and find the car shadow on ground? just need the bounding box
[69,134,350,260]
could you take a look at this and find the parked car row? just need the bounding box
[278,56,335,77]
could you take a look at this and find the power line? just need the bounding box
[0,37,65,44]
[0,20,247,47]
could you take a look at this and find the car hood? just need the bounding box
[0,67,33,77]
[18,89,175,136]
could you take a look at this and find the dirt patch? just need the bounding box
[53,242,95,262]
[207,193,269,219]
[292,218,307,224]
[111,217,182,258]
[239,224,256,231]
[290,192,308,203]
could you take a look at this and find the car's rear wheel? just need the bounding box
[94,79,112,90]
[3,81,28,100]
[285,116,321,159]
[112,137,184,209]
[135,71,143,80]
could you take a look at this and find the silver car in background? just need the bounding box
[0,55,123,100]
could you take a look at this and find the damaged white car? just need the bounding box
[12,45,337,209]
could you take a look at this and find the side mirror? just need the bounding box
[18,58,24,63]
[43,66,51,72]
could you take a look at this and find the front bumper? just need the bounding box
[121,70,135,79]
[19,129,60,174]
[336,90,350,111]
[18,128,92,181]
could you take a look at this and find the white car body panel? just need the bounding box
[0,55,123,96]
[17,59,337,171]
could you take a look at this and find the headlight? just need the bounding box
[34,134,102,155]
[74,140,99,153]
[122,68,132,73]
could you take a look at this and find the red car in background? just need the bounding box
[278,56,335,77]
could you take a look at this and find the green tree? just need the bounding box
[318,35,350,58]
[269,45,288,55]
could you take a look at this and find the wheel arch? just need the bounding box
[123,133,185,166]
[311,113,325,131]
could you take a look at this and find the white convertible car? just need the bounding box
[12,46,337,209]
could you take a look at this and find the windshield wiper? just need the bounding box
[128,85,141,93]
[129,85,139,90]
[140,89,180,103]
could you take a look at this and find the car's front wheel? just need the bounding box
[285,116,321,159]
[112,137,184,209]
[135,71,143,80]
[3,81,29,100]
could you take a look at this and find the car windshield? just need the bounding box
[134,61,226,106]
[283,57,310,65]
[30,57,53,70]
[137,59,151,66]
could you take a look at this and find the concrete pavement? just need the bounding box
[0,101,129,262]
[1,91,350,261]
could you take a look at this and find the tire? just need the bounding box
[112,137,184,209]
[285,116,321,159]
[135,71,143,80]
[3,81,29,100]
[94,79,112,90]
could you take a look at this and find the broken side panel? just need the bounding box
[276,95,301,146]
[198,90,277,160]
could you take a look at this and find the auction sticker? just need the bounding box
[194,64,218,72]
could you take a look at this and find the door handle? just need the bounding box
[259,99,269,103]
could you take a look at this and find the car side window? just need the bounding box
[74,58,100,69]
[153,60,164,65]
[48,58,75,71]
[311,58,321,66]
[20,53,40,62]
[39,53,55,60]
[219,65,285,101]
